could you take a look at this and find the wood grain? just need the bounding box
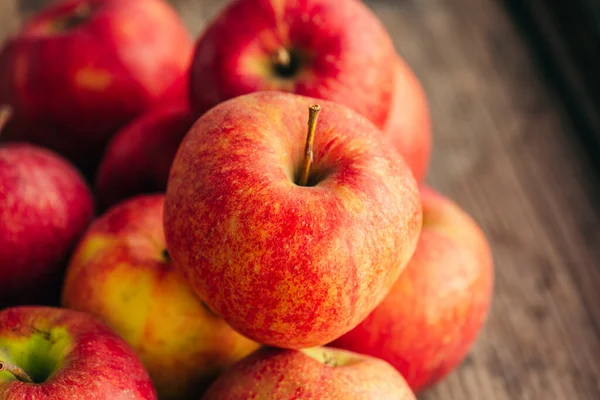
[2,0,600,399]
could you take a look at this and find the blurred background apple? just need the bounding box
[0,0,193,177]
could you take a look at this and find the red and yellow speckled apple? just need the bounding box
[62,195,260,400]
[202,347,416,400]
[0,306,157,399]
[0,0,193,174]
[189,0,396,129]
[95,105,195,211]
[330,186,494,392]
[383,58,432,182]
[0,107,94,307]
[164,91,423,349]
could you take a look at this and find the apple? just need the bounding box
[189,0,397,129]
[202,346,416,400]
[154,68,192,111]
[62,194,260,400]
[383,57,432,182]
[164,91,423,349]
[329,186,494,392]
[0,108,94,307]
[0,0,193,174]
[0,306,156,399]
[95,105,195,211]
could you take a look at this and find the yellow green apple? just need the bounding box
[62,194,259,400]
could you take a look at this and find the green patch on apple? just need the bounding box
[0,326,73,384]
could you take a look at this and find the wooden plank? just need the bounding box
[0,0,21,36]
[3,0,600,399]
[370,1,600,399]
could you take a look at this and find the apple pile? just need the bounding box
[0,0,493,399]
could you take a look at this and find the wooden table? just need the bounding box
[3,0,600,399]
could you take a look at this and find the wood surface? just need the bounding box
[2,0,600,399]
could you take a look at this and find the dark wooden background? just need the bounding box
[2,0,600,399]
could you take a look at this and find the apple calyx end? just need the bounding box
[0,360,34,384]
[297,104,322,187]
[322,352,339,367]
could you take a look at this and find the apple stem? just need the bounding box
[298,105,322,186]
[0,105,13,135]
[0,360,34,384]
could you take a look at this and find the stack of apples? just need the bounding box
[0,0,494,399]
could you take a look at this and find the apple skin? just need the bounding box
[189,0,396,129]
[0,0,193,174]
[164,91,423,349]
[0,143,94,307]
[383,57,432,182]
[95,105,195,211]
[202,346,416,400]
[0,306,156,399]
[154,68,192,111]
[329,186,494,392]
[62,195,260,400]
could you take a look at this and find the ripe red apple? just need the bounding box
[0,0,193,174]
[330,186,494,392]
[95,105,195,210]
[164,91,422,349]
[0,119,94,307]
[154,68,192,110]
[383,57,432,182]
[189,0,396,129]
[62,195,260,400]
[202,346,416,400]
[0,306,156,399]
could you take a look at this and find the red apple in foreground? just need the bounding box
[383,58,432,182]
[190,0,396,129]
[202,346,416,400]
[164,91,422,349]
[95,105,195,210]
[62,195,259,399]
[330,186,494,392]
[0,306,156,399]
[0,136,94,307]
[0,0,193,174]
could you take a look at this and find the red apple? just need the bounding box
[383,57,432,182]
[0,136,94,307]
[164,91,422,349]
[0,0,193,174]
[62,194,260,400]
[202,346,416,400]
[154,68,192,111]
[95,105,195,210]
[330,186,494,392]
[0,306,156,399]
[189,0,396,129]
